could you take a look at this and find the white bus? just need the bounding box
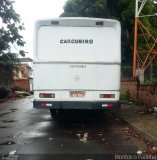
[33,17,121,116]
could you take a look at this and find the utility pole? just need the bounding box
[133,0,157,83]
[133,0,147,79]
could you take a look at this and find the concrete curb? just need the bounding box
[119,115,157,146]
[0,99,6,103]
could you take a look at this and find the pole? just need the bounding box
[133,18,138,78]
[133,0,139,78]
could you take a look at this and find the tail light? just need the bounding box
[100,94,115,98]
[102,104,113,108]
[39,93,55,98]
[41,103,52,107]
[41,103,46,107]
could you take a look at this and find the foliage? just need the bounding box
[61,0,157,65]
[143,79,154,85]
[0,53,19,87]
[11,86,22,92]
[0,65,13,87]
[0,53,19,67]
[120,88,130,104]
[0,0,25,66]
[0,87,10,99]
[134,99,144,106]
[61,0,109,17]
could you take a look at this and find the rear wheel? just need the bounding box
[50,109,62,119]
[50,109,56,117]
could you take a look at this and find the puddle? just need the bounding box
[35,121,50,128]
[2,120,16,123]
[18,131,47,138]
[14,133,23,138]
[0,141,16,145]
[10,108,18,111]
[0,112,11,117]
[76,132,89,143]
[26,132,47,137]
[0,126,7,129]
[10,109,18,112]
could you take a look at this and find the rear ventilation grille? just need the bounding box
[51,21,59,25]
[96,21,104,26]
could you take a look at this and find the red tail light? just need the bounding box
[41,103,52,107]
[107,104,113,107]
[41,103,46,107]
[102,104,113,108]
[100,94,115,98]
[39,93,55,98]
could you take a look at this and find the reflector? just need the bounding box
[96,21,104,26]
[102,104,113,108]
[100,94,115,98]
[41,103,46,107]
[107,104,113,107]
[39,93,55,98]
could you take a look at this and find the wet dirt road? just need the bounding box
[0,96,148,159]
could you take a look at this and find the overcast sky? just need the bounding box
[13,0,67,58]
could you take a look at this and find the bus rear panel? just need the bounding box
[33,18,121,110]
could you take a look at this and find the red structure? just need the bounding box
[133,0,157,79]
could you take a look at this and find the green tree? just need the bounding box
[0,0,26,87]
[61,0,109,18]
[118,0,157,64]
[0,0,25,66]
[61,0,157,65]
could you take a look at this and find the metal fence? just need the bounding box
[121,66,133,79]
[144,64,157,82]
[121,64,157,83]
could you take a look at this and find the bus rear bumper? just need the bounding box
[33,101,121,111]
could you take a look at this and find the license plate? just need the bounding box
[70,91,85,98]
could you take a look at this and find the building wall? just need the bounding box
[12,63,33,92]
[13,79,30,92]
[13,64,30,79]
[121,80,157,106]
